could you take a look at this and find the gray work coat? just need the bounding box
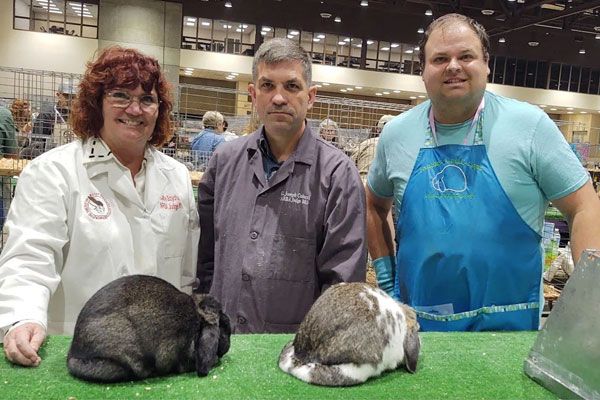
[197,125,367,333]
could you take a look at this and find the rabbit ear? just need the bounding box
[217,310,232,358]
[194,324,220,377]
[403,327,420,373]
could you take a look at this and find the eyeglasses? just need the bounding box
[105,90,160,112]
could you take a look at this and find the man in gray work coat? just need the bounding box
[196,38,367,333]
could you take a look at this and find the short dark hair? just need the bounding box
[418,13,490,69]
[71,46,173,146]
[252,38,312,85]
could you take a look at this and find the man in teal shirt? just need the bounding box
[367,13,600,331]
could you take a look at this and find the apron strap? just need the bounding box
[427,98,485,147]
[415,301,540,322]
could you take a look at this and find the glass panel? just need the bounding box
[504,58,516,86]
[535,61,549,89]
[14,16,31,30]
[197,19,212,51]
[569,66,580,92]
[336,35,351,67]
[258,24,274,40]
[389,42,402,73]
[377,41,391,72]
[548,63,560,90]
[350,37,363,68]
[240,23,255,56]
[14,0,31,18]
[559,64,570,91]
[515,59,526,86]
[182,16,198,49]
[81,25,96,38]
[273,27,287,39]
[579,68,590,94]
[590,70,600,95]
[493,56,505,84]
[300,31,313,56]
[365,39,377,70]
[313,32,327,65]
[525,60,536,88]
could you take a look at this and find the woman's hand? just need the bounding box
[3,322,46,367]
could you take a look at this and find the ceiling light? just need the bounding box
[321,12,332,18]
[317,34,325,39]
[315,84,322,88]
[334,16,342,22]
[340,89,347,92]
[499,37,506,43]
[580,111,587,114]
[360,0,368,6]
[226,76,235,80]
[231,72,238,76]
[344,38,351,42]
[596,34,600,40]
[382,91,390,95]
[381,47,390,51]
[481,9,494,16]
[322,82,330,86]
[409,96,417,99]
[567,111,574,114]
[346,88,354,91]
[539,105,546,108]
[579,49,586,54]
[508,0,516,2]
[224,1,232,8]
[528,40,539,47]
[425,9,433,16]
[236,28,243,32]
[550,108,557,111]
[375,93,383,96]
[261,26,272,31]
[355,86,362,89]
[186,17,196,22]
[566,107,573,110]
[393,90,401,93]
[260,31,266,36]
[418,95,426,98]
[288,34,294,39]
[404,49,413,54]
[517,0,525,3]
[414,46,420,51]
[338,41,346,45]
[186,22,195,26]
[391,43,399,48]
[313,38,321,42]
[201,21,210,26]
[290,30,299,35]
[239,24,248,28]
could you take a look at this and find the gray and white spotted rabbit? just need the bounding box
[67,275,231,382]
[279,282,420,386]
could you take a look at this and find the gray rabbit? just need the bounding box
[279,282,420,386]
[67,275,231,382]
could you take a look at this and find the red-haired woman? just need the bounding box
[0,47,200,367]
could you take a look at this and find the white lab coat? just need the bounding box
[0,138,200,335]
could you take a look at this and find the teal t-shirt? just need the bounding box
[367,91,589,235]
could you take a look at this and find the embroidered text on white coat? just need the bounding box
[160,194,182,211]
[280,191,311,205]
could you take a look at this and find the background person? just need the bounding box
[190,110,226,169]
[221,119,239,142]
[366,13,600,332]
[0,46,200,367]
[318,117,339,145]
[196,38,367,334]
[30,82,76,152]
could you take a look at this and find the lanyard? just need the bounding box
[428,98,485,147]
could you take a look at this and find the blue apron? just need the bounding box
[395,101,542,331]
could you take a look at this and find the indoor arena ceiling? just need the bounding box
[181,0,600,68]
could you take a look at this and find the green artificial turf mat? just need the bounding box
[0,332,556,399]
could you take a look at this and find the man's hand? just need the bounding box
[3,323,46,367]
